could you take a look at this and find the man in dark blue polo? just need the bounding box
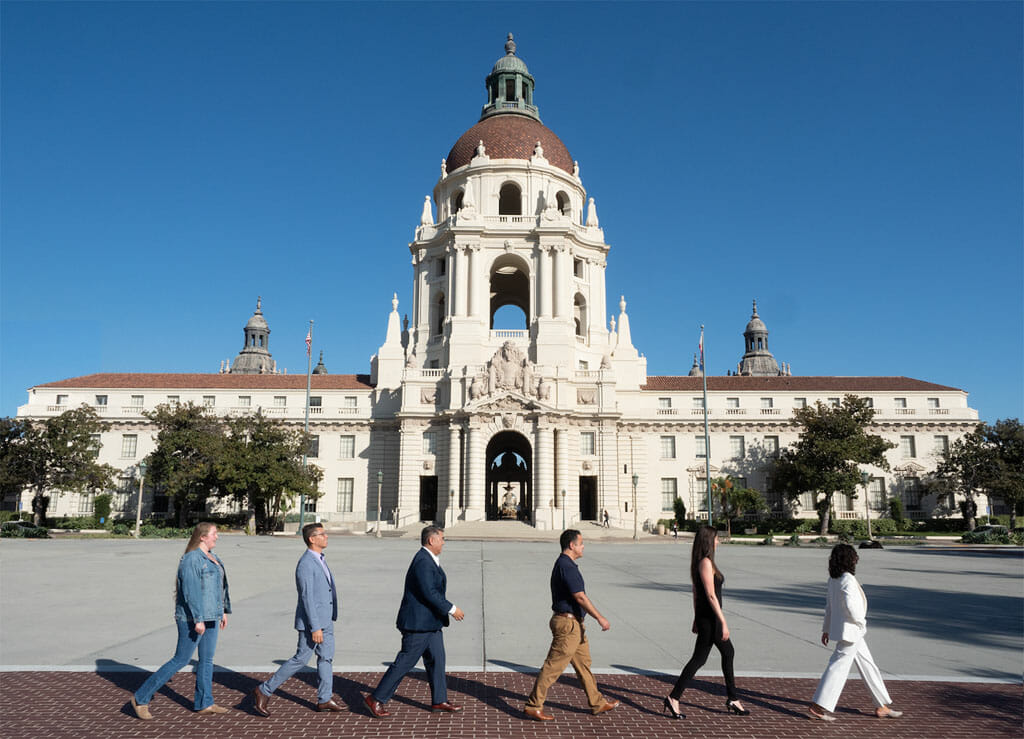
[363,525,465,718]
[524,529,619,721]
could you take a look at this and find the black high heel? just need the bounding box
[662,696,684,719]
[726,700,750,715]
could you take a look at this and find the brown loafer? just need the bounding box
[251,688,271,717]
[363,694,391,718]
[524,706,555,721]
[197,704,228,715]
[130,697,153,720]
[594,699,620,715]
[317,698,344,712]
[431,701,463,713]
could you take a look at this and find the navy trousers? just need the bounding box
[372,629,447,705]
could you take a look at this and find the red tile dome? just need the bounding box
[446,115,574,175]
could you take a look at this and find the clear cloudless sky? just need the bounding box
[1,1,1021,421]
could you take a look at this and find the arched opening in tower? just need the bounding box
[490,255,530,330]
[498,183,522,215]
[485,431,532,521]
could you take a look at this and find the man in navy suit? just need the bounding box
[251,522,341,716]
[364,525,465,718]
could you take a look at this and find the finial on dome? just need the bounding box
[392,292,399,312]
[505,32,516,56]
[256,295,262,312]
[751,298,758,317]
[476,140,486,157]
[586,197,600,227]
[619,295,626,313]
[440,158,447,178]
[420,195,433,226]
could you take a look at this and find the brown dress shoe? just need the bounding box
[363,694,391,718]
[524,706,555,721]
[431,701,463,713]
[251,688,271,717]
[594,698,620,715]
[196,704,228,715]
[130,697,153,720]
[317,698,344,712]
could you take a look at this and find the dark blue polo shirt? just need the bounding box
[550,553,585,620]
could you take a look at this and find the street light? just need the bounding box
[632,473,639,541]
[861,471,873,541]
[560,489,566,530]
[133,461,147,539]
[376,470,383,538]
[449,489,455,528]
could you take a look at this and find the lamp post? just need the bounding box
[560,489,566,530]
[376,470,383,538]
[861,471,873,541]
[632,473,639,541]
[449,489,455,528]
[133,461,147,539]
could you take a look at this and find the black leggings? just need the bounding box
[669,615,737,701]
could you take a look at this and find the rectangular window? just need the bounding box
[423,431,437,455]
[869,477,886,509]
[580,431,596,456]
[828,397,840,407]
[927,397,940,409]
[800,491,816,510]
[89,433,102,459]
[166,395,179,404]
[760,397,773,409]
[765,476,783,512]
[238,395,251,407]
[660,435,676,459]
[794,397,807,409]
[764,435,779,457]
[130,395,144,407]
[94,394,108,406]
[77,493,94,514]
[307,434,320,458]
[435,257,446,276]
[695,435,707,459]
[900,435,916,458]
[904,478,922,510]
[691,397,704,409]
[339,435,355,459]
[729,435,745,459]
[56,394,69,406]
[661,478,678,511]
[659,397,672,409]
[863,397,873,408]
[273,396,287,407]
[933,435,949,456]
[578,360,589,370]
[726,397,740,409]
[203,395,215,407]
[120,434,138,459]
[574,258,584,278]
[309,396,322,407]
[343,396,357,409]
[894,397,907,408]
[303,497,317,513]
[337,478,354,513]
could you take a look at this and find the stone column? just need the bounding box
[555,428,568,516]
[534,425,553,519]
[537,246,551,318]
[455,245,468,317]
[466,245,478,318]
[466,425,485,518]
[553,245,566,319]
[448,422,461,512]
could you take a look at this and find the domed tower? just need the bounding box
[738,300,782,376]
[230,297,276,374]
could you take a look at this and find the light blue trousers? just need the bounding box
[259,625,336,704]
[134,619,219,711]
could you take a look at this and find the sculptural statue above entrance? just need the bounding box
[469,341,553,401]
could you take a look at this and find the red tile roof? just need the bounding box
[642,376,964,392]
[447,115,574,174]
[35,373,374,390]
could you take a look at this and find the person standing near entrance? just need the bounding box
[602,509,610,528]
[524,529,620,721]
[251,523,341,716]
[364,526,465,718]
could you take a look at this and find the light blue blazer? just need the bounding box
[293,548,338,633]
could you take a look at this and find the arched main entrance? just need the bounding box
[485,431,532,521]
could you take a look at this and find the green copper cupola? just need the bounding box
[480,33,540,122]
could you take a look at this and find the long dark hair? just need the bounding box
[828,543,858,579]
[690,525,721,586]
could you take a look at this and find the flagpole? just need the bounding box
[300,319,313,531]
[701,325,712,527]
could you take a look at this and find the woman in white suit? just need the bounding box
[808,544,903,721]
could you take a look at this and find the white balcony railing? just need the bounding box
[575,370,600,380]
[484,215,532,225]
[308,406,323,415]
[725,408,747,415]
[894,408,916,415]
[46,405,68,412]
[656,408,678,416]
[760,408,781,416]
[122,406,144,415]
[490,329,529,342]
[928,408,949,415]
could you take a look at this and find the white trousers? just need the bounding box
[811,638,892,713]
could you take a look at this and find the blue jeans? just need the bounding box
[134,619,219,710]
[373,629,447,705]
[260,625,335,704]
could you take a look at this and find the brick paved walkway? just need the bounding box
[1,670,1020,738]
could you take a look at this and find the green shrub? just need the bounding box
[833,520,869,540]
[1011,531,1024,546]
[888,498,905,527]
[811,536,830,545]
[139,524,191,538]
[0,511,20,524]
[871,518,897,536]
[962,530,1011,544]
[0,524,49,539]
[759,533,775,545]
[795,520,815,534]
[111,523,131,536]
[93,493,113,522]
[785,533,801,546]
[52,516,99,530]
[673,498,686,528]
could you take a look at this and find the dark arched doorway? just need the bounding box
[485,431,532,521]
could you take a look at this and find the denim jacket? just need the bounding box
[174,548,231,624]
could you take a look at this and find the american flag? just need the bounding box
[305,329,312,357]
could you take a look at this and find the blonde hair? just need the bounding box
[184,522,217,554]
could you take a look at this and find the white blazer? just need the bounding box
[822,572,867,643]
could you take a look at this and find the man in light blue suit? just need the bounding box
[364,525,465,718]
[251,522,341,716]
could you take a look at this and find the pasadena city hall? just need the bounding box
[13,36,981,530]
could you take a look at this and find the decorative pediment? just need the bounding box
[686,463,720,476]
[893,461,927,476]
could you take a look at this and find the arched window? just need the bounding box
[499,183,522,215]
[573,293,588,337]
[489,255,531,329]
[556,191,570,216]
[450,190,464,216]
[433,293,446,336]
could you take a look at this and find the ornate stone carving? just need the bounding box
[420,387,437,404]
[470,341,546,400]
[582,460,593,471]
[423,460,433,471]
[577,389,597,405]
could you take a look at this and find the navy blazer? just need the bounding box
[396,548,452,632]
[294,549,339,633]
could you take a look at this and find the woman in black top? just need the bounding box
[664,525,748,719]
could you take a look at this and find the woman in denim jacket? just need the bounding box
[130,522,232,719]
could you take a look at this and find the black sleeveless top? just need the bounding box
[694,564,723,619]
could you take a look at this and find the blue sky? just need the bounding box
[2,1,1021,421]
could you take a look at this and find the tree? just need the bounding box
[144,403,225,527]
[935,423,991,531]
[672,497,686,528]
[772,396,895,535]
[712,476,768,536]
[2,406,117,525]
[218,412,321,533]
[983,419,1024,530]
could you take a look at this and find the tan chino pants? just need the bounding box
[526,613,604,711]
